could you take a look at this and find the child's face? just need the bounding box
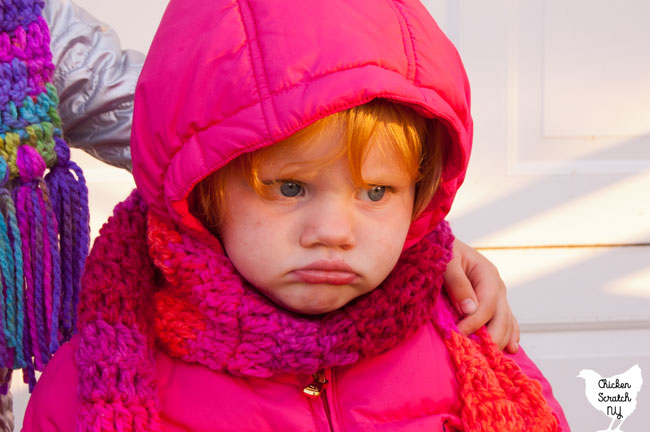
[219,135,415,315]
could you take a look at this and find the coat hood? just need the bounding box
[131,0,472,249]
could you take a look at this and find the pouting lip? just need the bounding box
[292,260,359,285]
[297,260,356,273]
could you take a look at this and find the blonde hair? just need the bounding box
[192,99,444,233]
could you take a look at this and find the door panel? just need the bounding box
[423,1,650,428]
[425,0,650,246]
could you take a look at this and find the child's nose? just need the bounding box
[299,198,356,250]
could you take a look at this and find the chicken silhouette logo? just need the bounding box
[577,364,643,431]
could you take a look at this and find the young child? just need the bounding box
[24,0,569,430]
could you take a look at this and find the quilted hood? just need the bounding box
[131,0,473,249]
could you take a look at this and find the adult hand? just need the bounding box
[444,238,520,353]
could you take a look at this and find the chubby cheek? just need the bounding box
[218,189,278,285]
[221,214,277,288]
[368,229,407,285]
[363,211,413,288]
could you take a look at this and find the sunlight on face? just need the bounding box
[219,135,415,315]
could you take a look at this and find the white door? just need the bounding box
[425,0,650,429]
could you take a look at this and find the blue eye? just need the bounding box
[280,181,303,197]
[367,186,386,201]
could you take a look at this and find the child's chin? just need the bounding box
[280,301,343,316]
[261,283,374,316]
[275,293,351,316]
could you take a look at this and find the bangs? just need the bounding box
[192,99,443,234]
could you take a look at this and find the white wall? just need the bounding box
[428,0,650,429]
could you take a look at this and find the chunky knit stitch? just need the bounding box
[75,190,559,431]
[0,0,90,389]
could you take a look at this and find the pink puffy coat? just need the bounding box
[24,326,569,431]
[25,0,570,430]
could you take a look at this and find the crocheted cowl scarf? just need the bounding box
[75,190,559,431]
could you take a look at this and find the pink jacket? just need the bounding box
[24,323,569,431]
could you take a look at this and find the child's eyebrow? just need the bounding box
[263,162,322,180]
[362,173,413,186]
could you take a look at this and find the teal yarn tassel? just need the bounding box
[0,158,24,368]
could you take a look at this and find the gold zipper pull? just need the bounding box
[303,370,328,397]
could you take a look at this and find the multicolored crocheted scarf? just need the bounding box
[0,0,89,390]
[76,190,558,431]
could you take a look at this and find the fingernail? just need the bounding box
[459,299,477,315]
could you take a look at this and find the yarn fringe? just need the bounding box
[432,295,559,431]
[0,0,90,391]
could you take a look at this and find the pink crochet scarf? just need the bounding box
[74,190,559,431]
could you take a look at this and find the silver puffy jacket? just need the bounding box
[0,1,142,429]
[46,0,142,172]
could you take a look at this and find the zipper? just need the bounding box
[303,369,328,397]
[303,369,335,431]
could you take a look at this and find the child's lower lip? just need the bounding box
[292,270,357,285]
